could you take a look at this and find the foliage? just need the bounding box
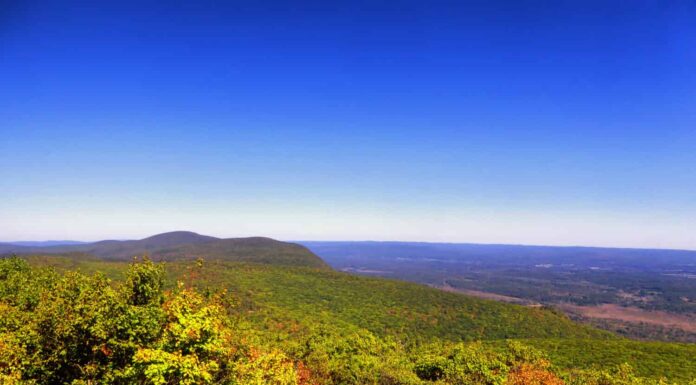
[2,256,695,384]
[0,257,297,385]
[125,257,165,305]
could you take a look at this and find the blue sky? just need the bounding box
[2,1,696,248]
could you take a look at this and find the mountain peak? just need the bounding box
[141,231,219,244]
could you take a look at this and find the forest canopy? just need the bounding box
[1,257,694,384]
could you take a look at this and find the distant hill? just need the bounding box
[0,231,327,268]
[7,240,88,247]
[300,241,696,269]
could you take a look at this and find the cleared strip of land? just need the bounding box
[558,303,696,332]
[437,284,538,305]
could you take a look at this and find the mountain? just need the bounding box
[0,231,327,268]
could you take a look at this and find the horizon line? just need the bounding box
[3,231,696,253]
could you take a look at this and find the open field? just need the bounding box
[436,284,538,305]
[560,303,696,332]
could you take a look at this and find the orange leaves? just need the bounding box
[296,361,316,385]
[99,344,112,357]
[508,363,565,385]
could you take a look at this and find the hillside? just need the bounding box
[302,241,696,342]
[18,256,696,383]
[3,239,696,383]
[170,261,609,341]
[1,231,328,268]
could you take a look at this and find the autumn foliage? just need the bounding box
[0,257,692,385]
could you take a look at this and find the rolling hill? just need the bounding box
[0,231,328,268]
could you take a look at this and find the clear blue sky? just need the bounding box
[2,1,695,248]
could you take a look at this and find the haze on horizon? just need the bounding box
[2,1,695,249]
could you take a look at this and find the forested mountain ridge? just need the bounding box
[0,231,327,268]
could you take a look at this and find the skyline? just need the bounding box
[2,1,696,249]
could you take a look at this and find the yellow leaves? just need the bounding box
[234,348,298,385]
[0,331,27,385]
[130,282,301,385]
[133,348,218,385]
[160,285,229,357]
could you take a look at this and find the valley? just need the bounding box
[302,241,696,343]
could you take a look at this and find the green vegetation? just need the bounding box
[165,261,609,342]
[0,257,298,384]
[304,241,696,343]
[2,255,695,384]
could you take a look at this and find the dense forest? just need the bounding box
[2,256,695,384]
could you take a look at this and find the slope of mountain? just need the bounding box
[1,231,327,268]
[301,241,696,343]
[19,256,696,382]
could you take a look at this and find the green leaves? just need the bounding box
[125,257,165,306]
[128,283,231,384]
[0,258,303,385]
